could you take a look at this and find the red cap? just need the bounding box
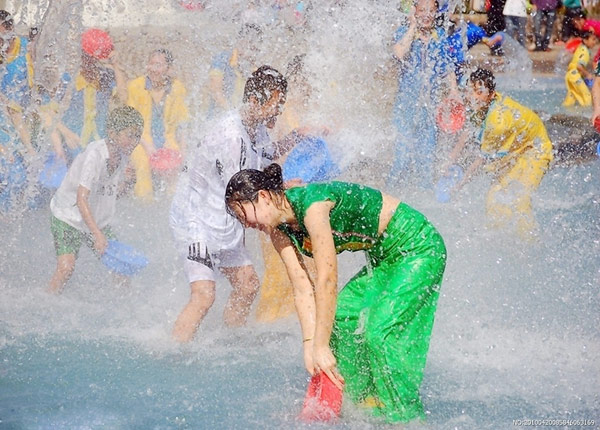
[81,28,113,60]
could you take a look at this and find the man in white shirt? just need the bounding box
[170,65,289,343]
[48,106,143,293]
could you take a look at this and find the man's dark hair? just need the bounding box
[0,10,14,30]
[243,65,288,105]
[469,67,496,93]
[106,106,144,133]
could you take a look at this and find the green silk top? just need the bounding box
[278,182,383,257]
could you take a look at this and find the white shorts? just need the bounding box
[181,240,252,283]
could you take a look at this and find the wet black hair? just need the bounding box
[225,163,285,221]
[582,31,598,40]
[469,67,496,93]
[572,8,587,19]
[243,65,288,105]
[413,0,439,8]
[150,48,174,66]
[106,105,144,133]
[0,10,14,30]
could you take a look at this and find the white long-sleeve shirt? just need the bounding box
[169,111,273,249]
[504,0,528,17]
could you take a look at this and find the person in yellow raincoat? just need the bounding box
[448,68,553,239]
[127,49,189,199]
[563,31,599,107]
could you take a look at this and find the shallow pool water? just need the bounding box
[1,156,598,429]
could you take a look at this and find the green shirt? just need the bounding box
[278,182,383,257]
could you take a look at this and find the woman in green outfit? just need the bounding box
[225,163,446,423]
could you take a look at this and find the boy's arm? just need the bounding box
[576,64,593,80]
[76,185,108,254]
[40,105,81,154]
[453,155,485,193]
[112,60,128,105]
[102,51,127,104]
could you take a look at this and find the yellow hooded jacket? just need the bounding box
[127,75,189,198]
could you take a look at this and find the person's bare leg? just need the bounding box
[48,254,76,294]
[172,280,216,343]
[220,265,260,327]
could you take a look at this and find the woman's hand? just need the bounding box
[312,343,345,390]
[303,339,315,374]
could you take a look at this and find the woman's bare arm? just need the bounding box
[271,229,317,373]
[303,201,344,388]
[271,229,315,340]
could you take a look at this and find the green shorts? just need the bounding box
[50,215,115,257]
